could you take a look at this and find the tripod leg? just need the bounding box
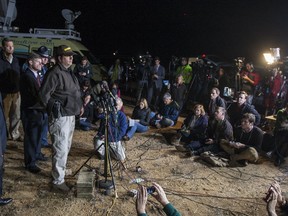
[72,143,105,177]
[136,81,145,105]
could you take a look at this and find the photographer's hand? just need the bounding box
[136,185,147,215]
[151,182,169,207]
[266,188,278,216]
[271,182,285,205]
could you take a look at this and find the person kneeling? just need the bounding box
[220,113,263,167]
[94,97,128,164]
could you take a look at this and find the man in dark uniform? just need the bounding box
[40,45,83,192]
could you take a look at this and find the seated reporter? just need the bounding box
[94,97,128,162]
[123,98,151,141]
[207,87,226,118]
[174,104,208,148]
[220,113,263,166]
[181,106,233,156]
[136,182,181,216]
[228,91,261,127]
[150,93,180,129]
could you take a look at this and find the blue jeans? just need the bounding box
[186,140,203,151]
[126,122,148,139]
[79,119,92,131]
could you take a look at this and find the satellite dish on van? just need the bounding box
[61,9,81,30]
[0,0,17,27]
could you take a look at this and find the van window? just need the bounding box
[81,50,99,64]
[73,51,82,64]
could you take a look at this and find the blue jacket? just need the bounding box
[183,114,208,140]
[208,96,226,117]
[228,102,261,126]
[98,111,128,142]
[160,101,180,123]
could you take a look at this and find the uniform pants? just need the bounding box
[49,116,75,185]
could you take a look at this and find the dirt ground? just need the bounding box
[1,105,288,216]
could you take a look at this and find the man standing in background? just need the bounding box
[148,57,165,109]
[0,38,22,141]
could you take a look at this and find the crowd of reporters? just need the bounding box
[0,37,288,215]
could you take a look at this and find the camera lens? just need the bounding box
[147,186,155,194]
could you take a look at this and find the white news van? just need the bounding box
[0,0,105,81]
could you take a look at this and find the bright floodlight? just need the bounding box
[263,53,274,64]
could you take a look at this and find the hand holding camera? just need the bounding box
[264,181,286,216]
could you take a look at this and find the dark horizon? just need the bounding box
[12,0,288,65]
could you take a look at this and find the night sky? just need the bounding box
[13,0,288,65]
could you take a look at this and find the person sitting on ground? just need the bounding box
[265,181,288,216]
[94,97,128,163]
[220,113,263,167]
[180,106,233,157]
[228,91,261,127]
[150,93,180,129]
[273,102,288,166]
[208,87,226,118]
[136,182,181,216]
[173,104,208,148]
[123,98,151,141]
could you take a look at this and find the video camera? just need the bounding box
[139,53,152,66]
